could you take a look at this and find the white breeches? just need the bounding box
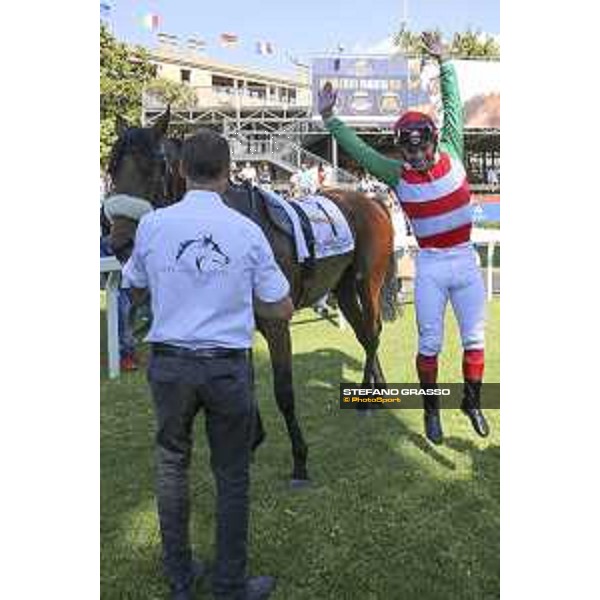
[414,244,486,356]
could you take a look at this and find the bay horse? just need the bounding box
[106,111,399,485]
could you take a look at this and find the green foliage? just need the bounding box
[145,77,198,109]
[100,24,154,167]
[394,27,500,59]
[450,30,500,59]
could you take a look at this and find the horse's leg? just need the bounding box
[258,318,309,486]
[357,276,387,387]
[335,271,383,421]
[336,271,375,385]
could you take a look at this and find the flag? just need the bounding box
[142,13,160,31]
[100,1,112,19]
[220,33,239,48]
[187,37,207,52]
[256,41,274,55]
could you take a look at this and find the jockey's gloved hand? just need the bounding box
[420,31,449,63]
[318,82,338,120]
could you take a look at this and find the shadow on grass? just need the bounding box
[101,325,499,600]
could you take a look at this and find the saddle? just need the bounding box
[227,182,316,265]
[263,192,317,266]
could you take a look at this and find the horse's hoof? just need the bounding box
[289,478,311,489]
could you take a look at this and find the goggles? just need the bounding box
[395,123,436,148]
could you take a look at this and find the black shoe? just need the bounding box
[462,380,490,438]
[171,560,207,600]
[246,576,276,600]
[462,407,490,438]
[424,409,444,445]
[422,385,443,444]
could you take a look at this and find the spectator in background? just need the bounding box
[258,163,272,191]
[289,169,300,197]
[358,172,372,193]
[317,164,326,189]
[100,233,139,371]
[322,164,334,187]
[230,162,242,185]
[240,162,258,185]
[486,166,499,186]
[297,162,317,196]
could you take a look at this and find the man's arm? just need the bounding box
[251,228,293,321]
[318,84,401,187]
[254,296,293,321]
[438,62,464,161]
[420,31,464,161]
[323,116,401,187]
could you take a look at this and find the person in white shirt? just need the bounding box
[123,129,291,600]
[240,161,258,185]
[297,162,317,196]
[486,166,499,186]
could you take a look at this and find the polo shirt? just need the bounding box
[122,190,289,349]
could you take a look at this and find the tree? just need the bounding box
[393,27,500,59]
[450,30,500,59]
[145,77,198,109]
[100,24,154,167]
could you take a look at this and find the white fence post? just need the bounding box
[101,257,123,379]
[487,241,494,302]
[106,271,121,378]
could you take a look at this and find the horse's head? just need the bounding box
[176,233,230,272]
[162,135,187,203]
[197,234,230,271]
[106,107,171,207]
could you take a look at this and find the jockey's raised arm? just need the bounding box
[420,30,464,161]
[318,85,401,187]
[438,61,465,162]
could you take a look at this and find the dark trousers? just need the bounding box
[147,350,255,598]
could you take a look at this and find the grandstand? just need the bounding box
[141,41,500,204]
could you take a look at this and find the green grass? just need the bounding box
[101,298,499,600]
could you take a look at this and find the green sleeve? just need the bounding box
[324,116,400,187]
[439,61,464,162]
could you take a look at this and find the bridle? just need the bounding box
[106,130,170,206]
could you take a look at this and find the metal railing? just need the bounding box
[143,84,311,112]
[228,130,358,185]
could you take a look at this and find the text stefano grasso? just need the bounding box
[342,388,451,396]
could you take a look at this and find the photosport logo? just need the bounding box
[339,384,500,409]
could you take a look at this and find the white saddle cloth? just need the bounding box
[291,195,355,259]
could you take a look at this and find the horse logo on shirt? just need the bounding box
[176,233,230,273]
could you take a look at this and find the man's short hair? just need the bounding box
[181,129,230,181]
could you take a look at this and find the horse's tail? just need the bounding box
[380,250,401,322]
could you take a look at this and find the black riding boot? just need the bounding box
[461,380,490,438]
[423,387,443,445]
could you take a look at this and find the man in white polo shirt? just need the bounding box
[123,129,292,600]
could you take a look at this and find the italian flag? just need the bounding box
[142,14,160,31]
[220,33,239,48]
[256,41,274,55]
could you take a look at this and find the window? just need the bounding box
[212,75,234,88]
[180,69,191,84]
[247,81,266,99]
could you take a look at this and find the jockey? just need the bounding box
[319,32,489,444]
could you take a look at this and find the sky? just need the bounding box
[102,0,499,76]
